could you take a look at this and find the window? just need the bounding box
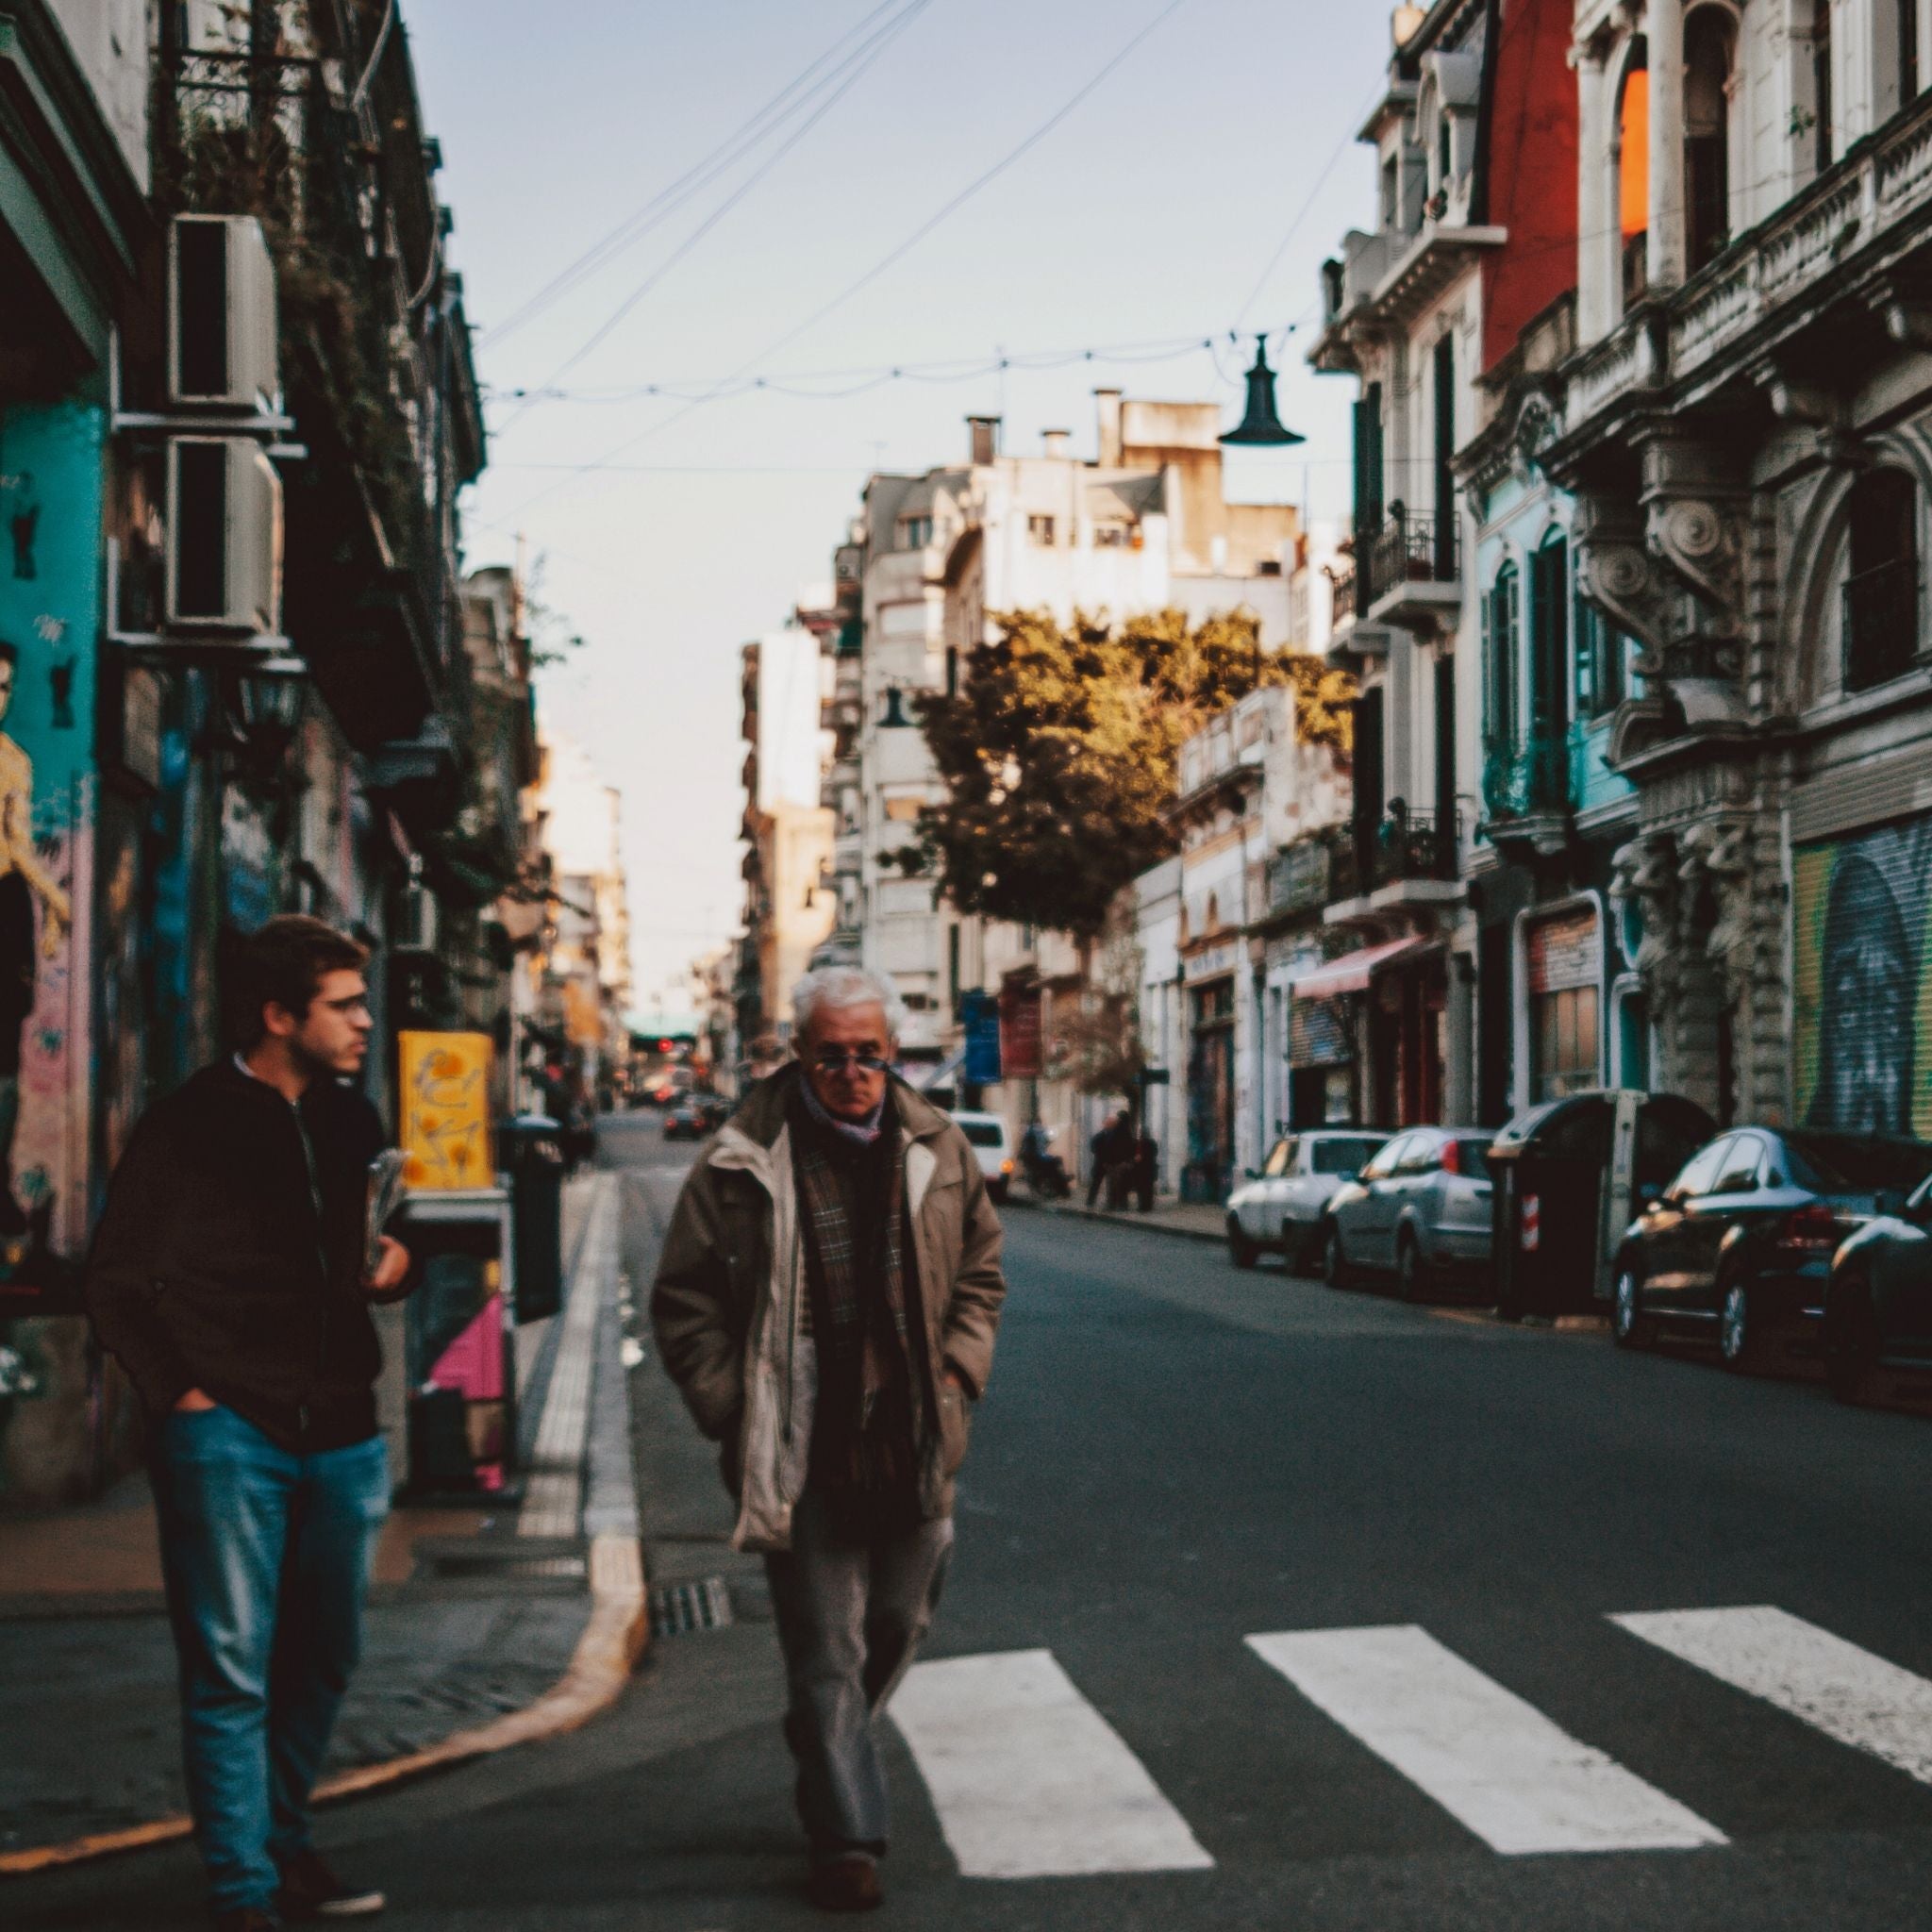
[1577,601,1630,718]
[1530,538,1571,801]
[1906,0,1922,104]
[1713,1133,1768,1195]
[1027,513,1057,546]
[1396,1134,1442,1174]
[1092,523,1134,548]
[1842,468,1920,692]
[1362,1135,1414,1180]
[1381,153,1400,229]
[1685,8,1735,272]
[944,646,959,697]
[899,514,932,550]
[1313,1137,1381,1175]
[1262,1138,1295,1178]
[1617,50,1650,310]
[1669,1136,1734,1203]
[1439,112,1454,185]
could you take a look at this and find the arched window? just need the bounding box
[1843,469,1920,692]
[1685,8,1736,273]
[1616,44,1650,311]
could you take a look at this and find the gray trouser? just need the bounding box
[763,1488,954,1858]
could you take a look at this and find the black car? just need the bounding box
[662,1098,708,1141]
[1823,1173,1932,1404]
[1611,1127,1932,1370]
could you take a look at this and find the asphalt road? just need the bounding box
[16,1108,1932,1930]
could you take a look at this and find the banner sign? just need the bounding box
[962,989,1002,1085]
[399,1031,494,1191]
[998,981,1042,1080]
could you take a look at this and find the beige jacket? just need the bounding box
[650,1071,1007,1553]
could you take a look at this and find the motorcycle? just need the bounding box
[1020,1130,1072,1200]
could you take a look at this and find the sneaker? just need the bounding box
[212,1910,282,1932]
[275,1848,386,1920]
[807,1853,884,1913]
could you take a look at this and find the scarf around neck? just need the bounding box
[797,1066,886,1146]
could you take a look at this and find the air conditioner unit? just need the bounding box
[395,879,440,957]
[165,437,284,635]
[169,214,280,412]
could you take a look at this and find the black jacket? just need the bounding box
[84,1060,397,1451]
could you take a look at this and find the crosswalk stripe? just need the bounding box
[888,1648,1216,1879]
[1246,1624,1727,1856]
[1613,1605,1932,1786]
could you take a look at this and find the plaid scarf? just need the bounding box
[790,1079,926,1495]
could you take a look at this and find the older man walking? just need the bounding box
[652,965,1006,1912]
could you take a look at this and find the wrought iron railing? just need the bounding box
[1330,566,1357,625]
[1366,805,1458,888]
[1482,731,1572,821]
[1843,557,1920,693]
[1363,503,1459,607]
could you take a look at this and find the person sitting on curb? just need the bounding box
[84,917,414,1932]
[652,965,1007,1913]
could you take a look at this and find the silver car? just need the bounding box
[1226,1130,1388,1272]
[1321,1126,1496,1299]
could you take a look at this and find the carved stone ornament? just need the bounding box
[1677,814,1778,1008]
[1608,830,1683,1011]
[1573,494,1669,654]
[1514,392,1561,475]
[1645,495,1745,636]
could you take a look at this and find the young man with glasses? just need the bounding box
[653,965,1007,1912]
[86,916,413,1931]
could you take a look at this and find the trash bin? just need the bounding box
[501,1112,567,1324]
[1488,1090,1715,1320]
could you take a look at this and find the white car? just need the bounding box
[1226,1129,1388,1271]
[950,1110,1015,1205]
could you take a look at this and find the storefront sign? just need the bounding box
[1184,940,1241,984]
[400,1031,495,1190]
[998,981,1042,1079]
[1526,906,1603,995]
[961,989,1002,1085]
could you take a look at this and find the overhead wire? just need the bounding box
[493,0,1198,522]
[491,0,935,440]
[480,0,908,347]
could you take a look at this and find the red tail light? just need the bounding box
[1441,1140,1462,1175]
[1779,1202,1840,1251]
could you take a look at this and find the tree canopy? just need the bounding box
[900,608,1352,941]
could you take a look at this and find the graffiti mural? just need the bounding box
[1791,811,1932,1137]
[0,403,98,1280]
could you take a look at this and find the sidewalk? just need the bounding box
[0,1171,644,1874]
[1034,1194,1227,1244]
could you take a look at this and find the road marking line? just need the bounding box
[1613,1606,1932,1786]
[888,1648,1215,1878]
[1246,1624,1726,1856]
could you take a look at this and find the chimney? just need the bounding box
[1094,389,1123,467]
[967,414,1001,465]
[1042,428,1071,459]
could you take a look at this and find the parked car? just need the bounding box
[662,1097,709,1141]
[1322,1127,1496,1299]
[696,1092,732,1131]
[1226,1130,1387,1271]
[1611,1127,1932,1370]
[1824,1171,1932,1403]
[950,1110,1015,1205]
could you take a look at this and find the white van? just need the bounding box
[949,1110,1014,1205]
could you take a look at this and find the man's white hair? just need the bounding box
[791,966,908,1042]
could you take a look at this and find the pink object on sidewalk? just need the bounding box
[426,1292,506,1401]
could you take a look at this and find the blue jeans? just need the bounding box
[149,1407,390,1913]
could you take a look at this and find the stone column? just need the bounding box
[1575,40,1614,341]
[1647,0,1688,293]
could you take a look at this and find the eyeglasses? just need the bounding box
[809,1051,891,1074]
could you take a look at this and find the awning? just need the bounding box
[1289,935,1433,1001]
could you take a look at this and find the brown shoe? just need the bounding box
[808,1854,884,1912]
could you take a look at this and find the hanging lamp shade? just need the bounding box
[1219,336,1305,447]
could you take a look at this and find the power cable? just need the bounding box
[495,0,1195,521]
[482,0,907,346]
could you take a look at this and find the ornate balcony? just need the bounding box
[1483,732,1574,854]
[1364,503,1460,631]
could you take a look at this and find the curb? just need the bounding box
[1046,1201,1228,1247]
[0,1173,647,1883]
[0,1534,647,1879]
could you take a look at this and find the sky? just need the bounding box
[405,0,1391,1016]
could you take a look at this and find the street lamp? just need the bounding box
[1219,336,1305,447]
